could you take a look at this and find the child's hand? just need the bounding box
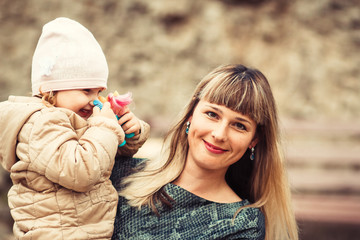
[117,107,141,136]
[93,102,118,121]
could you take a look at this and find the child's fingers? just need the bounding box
[92,106,101,116]
[121,119,140,134]
[120,119,133,132]
[102,102,112,110]
[93,102,117,120]
[125,125,140,135]
[117,106,130,117]
[117,111,141,135]
[117,112,132,126]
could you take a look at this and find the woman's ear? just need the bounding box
[250,138,258,149]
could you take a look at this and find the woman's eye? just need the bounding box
[234,122,246,130]
[206,111,217,118]
[83,89,91,93]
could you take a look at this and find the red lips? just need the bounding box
[203,140,227,154]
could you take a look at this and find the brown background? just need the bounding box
[1,0,359,239]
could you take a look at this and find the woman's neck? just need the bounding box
[173,161,241,203]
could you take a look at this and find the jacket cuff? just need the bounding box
[88,116,125,144]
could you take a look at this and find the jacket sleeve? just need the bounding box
[116,119,150,157]
[26,109,125,192]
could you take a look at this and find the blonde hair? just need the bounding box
[120,64,298,240]
[38,90,57,107]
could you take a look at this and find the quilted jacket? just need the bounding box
[0,96,150,239]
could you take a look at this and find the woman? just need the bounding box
[111,64,298,240]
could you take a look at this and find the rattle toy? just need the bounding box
[93,91,135,147]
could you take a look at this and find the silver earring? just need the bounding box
[250,147,255,160]
[186,121,190,134]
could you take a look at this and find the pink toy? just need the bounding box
[93,91,134,146]
[99,91,132,117]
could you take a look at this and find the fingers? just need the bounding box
[122,121,140,135]
[117,111,131,125]
[92,102,140,134]
[102,102,112,110]
[116,106,130,117]
[92,102,117,121]
[118,112,141,135]
[92,105,101,116]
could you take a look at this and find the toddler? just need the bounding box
[0,17,149,239]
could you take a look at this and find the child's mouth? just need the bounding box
[78,109,92,118]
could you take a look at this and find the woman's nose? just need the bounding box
[211,124,227,141]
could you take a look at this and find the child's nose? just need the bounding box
[89,94,99,103]
[89,96,99,106]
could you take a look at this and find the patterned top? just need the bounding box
[111,157,265,240]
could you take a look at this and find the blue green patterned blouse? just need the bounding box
[111,157,265,240]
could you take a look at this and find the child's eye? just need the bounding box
[83,89,91,93]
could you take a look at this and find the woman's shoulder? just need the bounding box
[234,205,265,225]
[166,183,248,206]
[114,156,146,170]
[214,202,265,239]
[232,205,266,238]
[165,183,264,222]
[161,184,266,239]
[110,156,147,189]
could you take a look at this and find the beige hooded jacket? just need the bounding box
[0,96,149,239]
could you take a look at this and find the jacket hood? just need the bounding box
[0,96,45,171]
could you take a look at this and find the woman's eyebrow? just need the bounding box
[235,117,252,125]
[207,105,222,113]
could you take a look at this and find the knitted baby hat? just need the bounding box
[31,17,108,96]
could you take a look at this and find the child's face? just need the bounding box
[55,88,103,119]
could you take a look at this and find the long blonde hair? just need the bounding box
[120,64,298,240]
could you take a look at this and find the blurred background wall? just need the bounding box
[0,0,359,239]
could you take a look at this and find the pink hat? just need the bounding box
[31,17,108,96]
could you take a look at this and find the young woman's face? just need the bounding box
[186,100,258,174]
[55,88,103,119]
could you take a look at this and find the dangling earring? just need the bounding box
[250,147,255,160]
[185,121,190,134]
